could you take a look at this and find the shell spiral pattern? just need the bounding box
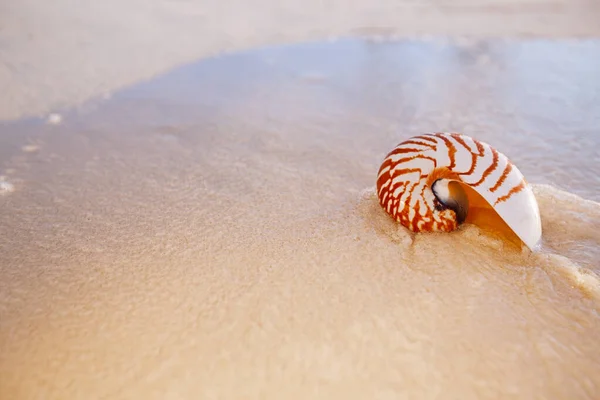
[376,132,542,250]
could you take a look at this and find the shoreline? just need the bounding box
[1,0,599,121]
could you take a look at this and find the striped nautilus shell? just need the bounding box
[376,132,542,250]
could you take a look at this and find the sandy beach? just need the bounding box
[1,1,600,399]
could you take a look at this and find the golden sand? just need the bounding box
[1,5,600,400]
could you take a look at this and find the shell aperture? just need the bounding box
[431,179,468,224]
[376,132,542,250]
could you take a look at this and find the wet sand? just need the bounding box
[1,37,599,399]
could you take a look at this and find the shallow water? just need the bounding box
[1,38,599,399]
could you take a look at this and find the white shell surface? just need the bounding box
[377,132,543,250]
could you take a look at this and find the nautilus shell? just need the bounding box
[376,132,542,250]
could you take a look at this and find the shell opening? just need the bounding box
[458,181,527,249]
[433,178,528,249]
[432,179,468,224]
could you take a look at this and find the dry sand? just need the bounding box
[1,1,600,400]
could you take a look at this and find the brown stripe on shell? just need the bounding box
[402,180,422,229]
[392,154,438,168]
[401,139,437,151]
[449,133,474,153]
[388,180,409,201]
[450,133,485,176]
[451,133,485,157]
[413,135,439,145]
[376,157,396,192]
[415,182,433,231]
[433,133,457,169]
[390,168,427,178]
[471,146,499,187]
[411,199,422,231]
[376,169,392,193]
[494,179,526,205]
[389,179,416,207]
[490,161,513,193]
[386,147,426,157]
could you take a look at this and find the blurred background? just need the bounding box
[1,0,599,121]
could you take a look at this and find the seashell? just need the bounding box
[376,132,542,250]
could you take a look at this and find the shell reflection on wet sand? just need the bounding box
[1,38,599,399]
[376,132,542,250]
